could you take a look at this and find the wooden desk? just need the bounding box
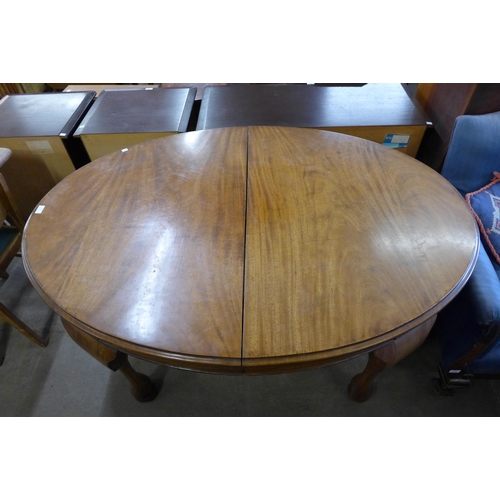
[0,92,95,220]
[197,84,429,157]
[23,127,478,403]
[74,87,196,161]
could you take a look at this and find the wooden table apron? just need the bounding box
[22,127,479,398]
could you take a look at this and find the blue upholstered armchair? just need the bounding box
[433,110,500,390]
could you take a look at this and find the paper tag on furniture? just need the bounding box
[383,134,410,149]
[25,140,54,155]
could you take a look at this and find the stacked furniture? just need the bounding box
[0,91,95,220]
[74,87,196,161]
[196,83,429,157]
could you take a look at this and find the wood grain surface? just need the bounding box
[23,127,478,373]
[23,128,247,367]
[242,127,477,368]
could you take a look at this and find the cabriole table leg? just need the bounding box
[347,316,437,402]
[61,318,158,402]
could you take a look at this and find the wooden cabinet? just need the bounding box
[0,92,94,220]
[75,88,196,161]
[197,83,429,157]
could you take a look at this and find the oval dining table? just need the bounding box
[22,126,479,403]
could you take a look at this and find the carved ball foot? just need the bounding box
[118,357,159,403]
[347,352,386,402]
[347,374,375,403]
[129,373,159,403]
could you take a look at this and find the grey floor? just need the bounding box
[2,256,500,417]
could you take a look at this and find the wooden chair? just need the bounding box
[0,148,47,347]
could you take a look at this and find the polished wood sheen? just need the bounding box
[22,127,479,401]
[24,127,247,370]
[243,127,477,369]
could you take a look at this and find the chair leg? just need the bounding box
[0,301,48,347]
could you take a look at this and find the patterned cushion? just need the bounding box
[466,172,500,265]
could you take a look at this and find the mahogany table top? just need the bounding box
[22,127,478,373]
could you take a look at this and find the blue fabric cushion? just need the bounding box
[441,112,500,196]
[466,243,500,325]
[466,173,500,266]
[0,227,18,254]
[436,242,500,370]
